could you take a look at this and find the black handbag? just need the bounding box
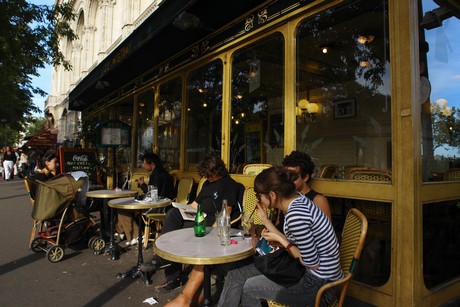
[254,247,306,287]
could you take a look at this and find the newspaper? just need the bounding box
[172,202,206,221]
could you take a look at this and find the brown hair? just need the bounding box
[198,154,229,178]
[254,166,297,198]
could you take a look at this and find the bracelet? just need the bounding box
[286,243,293,250]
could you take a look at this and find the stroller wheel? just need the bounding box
[47,245,65,263]
[88,236,97,250]
[31,238,48,253]
[89,236,106,253]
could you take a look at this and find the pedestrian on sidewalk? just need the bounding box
[2,146,17,181]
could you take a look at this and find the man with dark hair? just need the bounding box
[116,152,175,246]
[136,152,175,199]
[142,153,244,296]
[282,150,331,219]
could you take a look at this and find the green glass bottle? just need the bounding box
[194,203,206,237]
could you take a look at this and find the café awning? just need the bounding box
[68,0,269,111]
[23,128,58,149]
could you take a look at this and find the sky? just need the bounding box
[31,65,52,116]
[30,0,54,117]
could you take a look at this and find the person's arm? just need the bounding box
[313,194,332,220]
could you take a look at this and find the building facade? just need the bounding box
[46,0,161,145]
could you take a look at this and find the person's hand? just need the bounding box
[256,203,270,223]
[261,228,282,244]
[136,177,144,185]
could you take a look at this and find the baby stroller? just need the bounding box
[29,174,104,263]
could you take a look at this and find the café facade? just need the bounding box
[52,0,460,305]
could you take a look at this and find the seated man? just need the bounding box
[116,152,175,246]
[141,153,244,294]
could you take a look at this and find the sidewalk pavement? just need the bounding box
[0,177,182,307]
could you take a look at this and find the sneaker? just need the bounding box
[154,277,183,293]
[125,237,140,246]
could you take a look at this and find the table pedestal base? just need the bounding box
[97,241,124,260]
[116,265,152,285]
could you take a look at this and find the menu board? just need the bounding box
[58,148,98,184]
[96,120,131,147]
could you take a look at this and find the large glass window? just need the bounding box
[296,1,391,181]
[230,34,284,173]
[185,60,223,171]
[420,0,460,182]
[158,77,182,170]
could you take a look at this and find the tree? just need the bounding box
[431,104,460,153]
[25,117,48,137]
[0,0,76,132]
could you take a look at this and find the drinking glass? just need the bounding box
[242,211,254,237]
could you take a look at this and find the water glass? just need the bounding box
[220,225,231,246]
[242,212,254,237]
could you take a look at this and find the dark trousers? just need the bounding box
[161,208,194,281]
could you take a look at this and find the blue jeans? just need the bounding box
[217,263,330,307]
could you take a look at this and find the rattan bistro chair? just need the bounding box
[267,208,368,307]
[142,177,194,248]
[242,187,265,226]
[320,165,337,178]
[242,164,272,175]
[444,168,460,181]
[347,167,392,182]
[130,172,149,195]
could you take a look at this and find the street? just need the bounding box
[0,178,179,307]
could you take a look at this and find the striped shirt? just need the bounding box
[284,193,343,281]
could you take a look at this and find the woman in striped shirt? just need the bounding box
[217,166,343,307]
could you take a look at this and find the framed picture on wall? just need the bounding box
[334,98,356,119]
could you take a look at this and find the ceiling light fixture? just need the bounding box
[297,98,319,123]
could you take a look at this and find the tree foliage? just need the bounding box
[0,0,76,131]
[432,105,460,153]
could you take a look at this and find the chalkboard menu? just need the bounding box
[58,148,98,184]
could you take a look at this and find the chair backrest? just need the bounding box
[348,167,392,182]
[196,177,207,196]
[242,187,271,225]
[24,176,37,205]
[169,170,179,190]
[176,177,194,204]
[320,165,337,178]
[315,208,368,307]
[130,172,149,195]
[243,164,272,175]
[445,168,460,181]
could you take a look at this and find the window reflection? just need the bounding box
[185,60,223,169]
[329,197,391,287]
[423,200,460,289]
[158,77,182,170]
[137,90,154,157]
[230,34,284,173]
[420,0,460,182]
[296,1,391,180]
